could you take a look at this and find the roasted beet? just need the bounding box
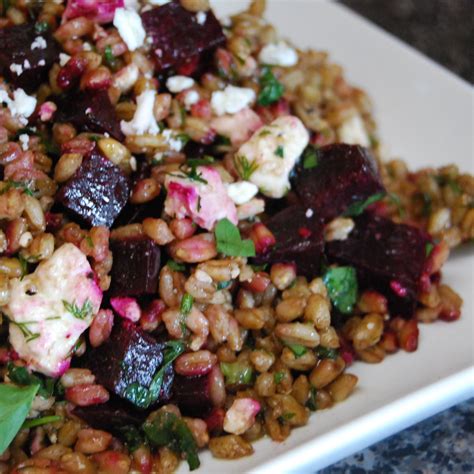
[56,148,130,227]
[86,320,173,405]
[141,2,225,74]
[293,144,385,222]
[73,400,147,432]
[253,205,325,278]
[54,90,123,140]
[172,373,213,417]
[326,213,431,316]
[0,23,60,93]
[109,237,161,297]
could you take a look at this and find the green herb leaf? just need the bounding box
[323,266,358,314]
[306,387,318,411]
[315,346,339,360]
[0,383,39,453]
[9,320,40,343]
[22,415,62,429]
[167,260,186,272]
[214,218,256,257]
[143,411,200,470]
[117,425,145,452]
[257,67,284,106]
[343,192,386,217]
[275,145,284,158]
[234,154,259,181]
[186,156,214,168]
[302,145,319,169]
[425,242,434,257]
[284,342,307,358]
[104,45,117,68]
[220,361,254,386]
[34,21,49,34]
[7,363,54,399]
[180,294,193,316]
[388,193,406,218]
[217,280,232,290]
[0,180,35,197]
[273,371,284,384]
[62,299,93,320]
[278,412,295,423]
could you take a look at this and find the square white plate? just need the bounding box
[179,1,474,472]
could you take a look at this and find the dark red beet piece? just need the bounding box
[141,2,225,74]
[253,205,325,278]
[73,400,147,433]
[293,144,385,222]
[56,147,130,227]
[86,320,173,405]
[172,373,213,418]
[54,90,124,140]
[0,23,60,93]
[326,213,432,317]
[109,237,161,297]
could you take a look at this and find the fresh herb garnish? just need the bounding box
[143,411,200,470]
[257,67,284,106]
[323,266,358,314]
[186,156,214,168]
[22,415,62,429]
[234,155,259,181]
[0,180,35,197]
[7,363,55,399]
[388,193,406,218]
[10,320,40,343]
[220,361,254,386]
[274,371,285,384]
[214,218,256,258]
[425,242,434,257]
[34,21,49,34]
[167,260,186,272]
[104,45,117,68]
[343,192,385,217]
[123,341,186,409]
[180,293,193,316]
[275,145,284,158]
[302,145,319,169]
[284,342,307,358]
[217,280,232,290]
[306,387,318,411]
[117,425,145,452]
[173,162,208,184]
[316,346,339,360]
[62,299,93,320]
[0,382,39,454]
[278,412,295,423]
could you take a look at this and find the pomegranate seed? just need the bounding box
[398,320,419,352]
[242,271,271,293]
[390,280,408,297]
[204,407,225,433]
[57,56,88,90]
[249,222,276,254]
[177,55,200,76]
[65,384,110,406]
[439,308,461,322]
[191,99,212,119]
[298,226,312,239]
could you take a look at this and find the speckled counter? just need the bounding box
[319,1,473,472]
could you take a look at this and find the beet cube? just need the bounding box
[54,90,124,140]
[86,320,173,405]
[0,23,60,93]
[73,400,147,432]
[326,213,431,316]
[253,205,325,278]
[109,237,161,297]
[172,373,213,418]
[293,144,385,222]
[141,2,225,74]
[56,148,130,227]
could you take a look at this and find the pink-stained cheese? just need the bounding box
[63,0,124,25]
[110,296,141,322]
[210,108,263,147]
[3,243,102,377]
[223,397,261,435]
[164,166,237,231]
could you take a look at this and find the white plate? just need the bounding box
[180,1,474,472]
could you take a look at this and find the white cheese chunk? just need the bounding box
[226,181,259,205]
[258,41,298,67]
[121,89,159,136]
[0,88,38,125]
[166,75,195,93]
[31,36,47,50]
[149,0,171,4]
[19,133,29,151]
[236,116,309,198]
[337,114,370,147]
[3,244,102,377]
[59,53,71,66]
[196,11,207,25]
[211,85,256,116]
[113,8,146,51]
[184,90,200,109]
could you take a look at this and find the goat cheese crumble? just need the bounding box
[196,11,207,25]
[258,41,298,67]
[337,113,370,147]
[59,53,71,66]
[121,89,159,136]
[211,85,256,116]
[0,88,37,125]
[31,36,47,50]
[166,75,195,93]
[113,7,146,51]
[226,181,259,205]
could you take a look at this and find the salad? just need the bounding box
[0,0,472,472]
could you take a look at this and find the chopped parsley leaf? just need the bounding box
[214,218,255,257]
[234,155,259,181]
[257,67,284,106]
[323,266,358,314]
[302,145,319,169]
[62,299,93,320]
[275,145,284,158]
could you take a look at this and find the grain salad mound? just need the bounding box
[0,0,471,472]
